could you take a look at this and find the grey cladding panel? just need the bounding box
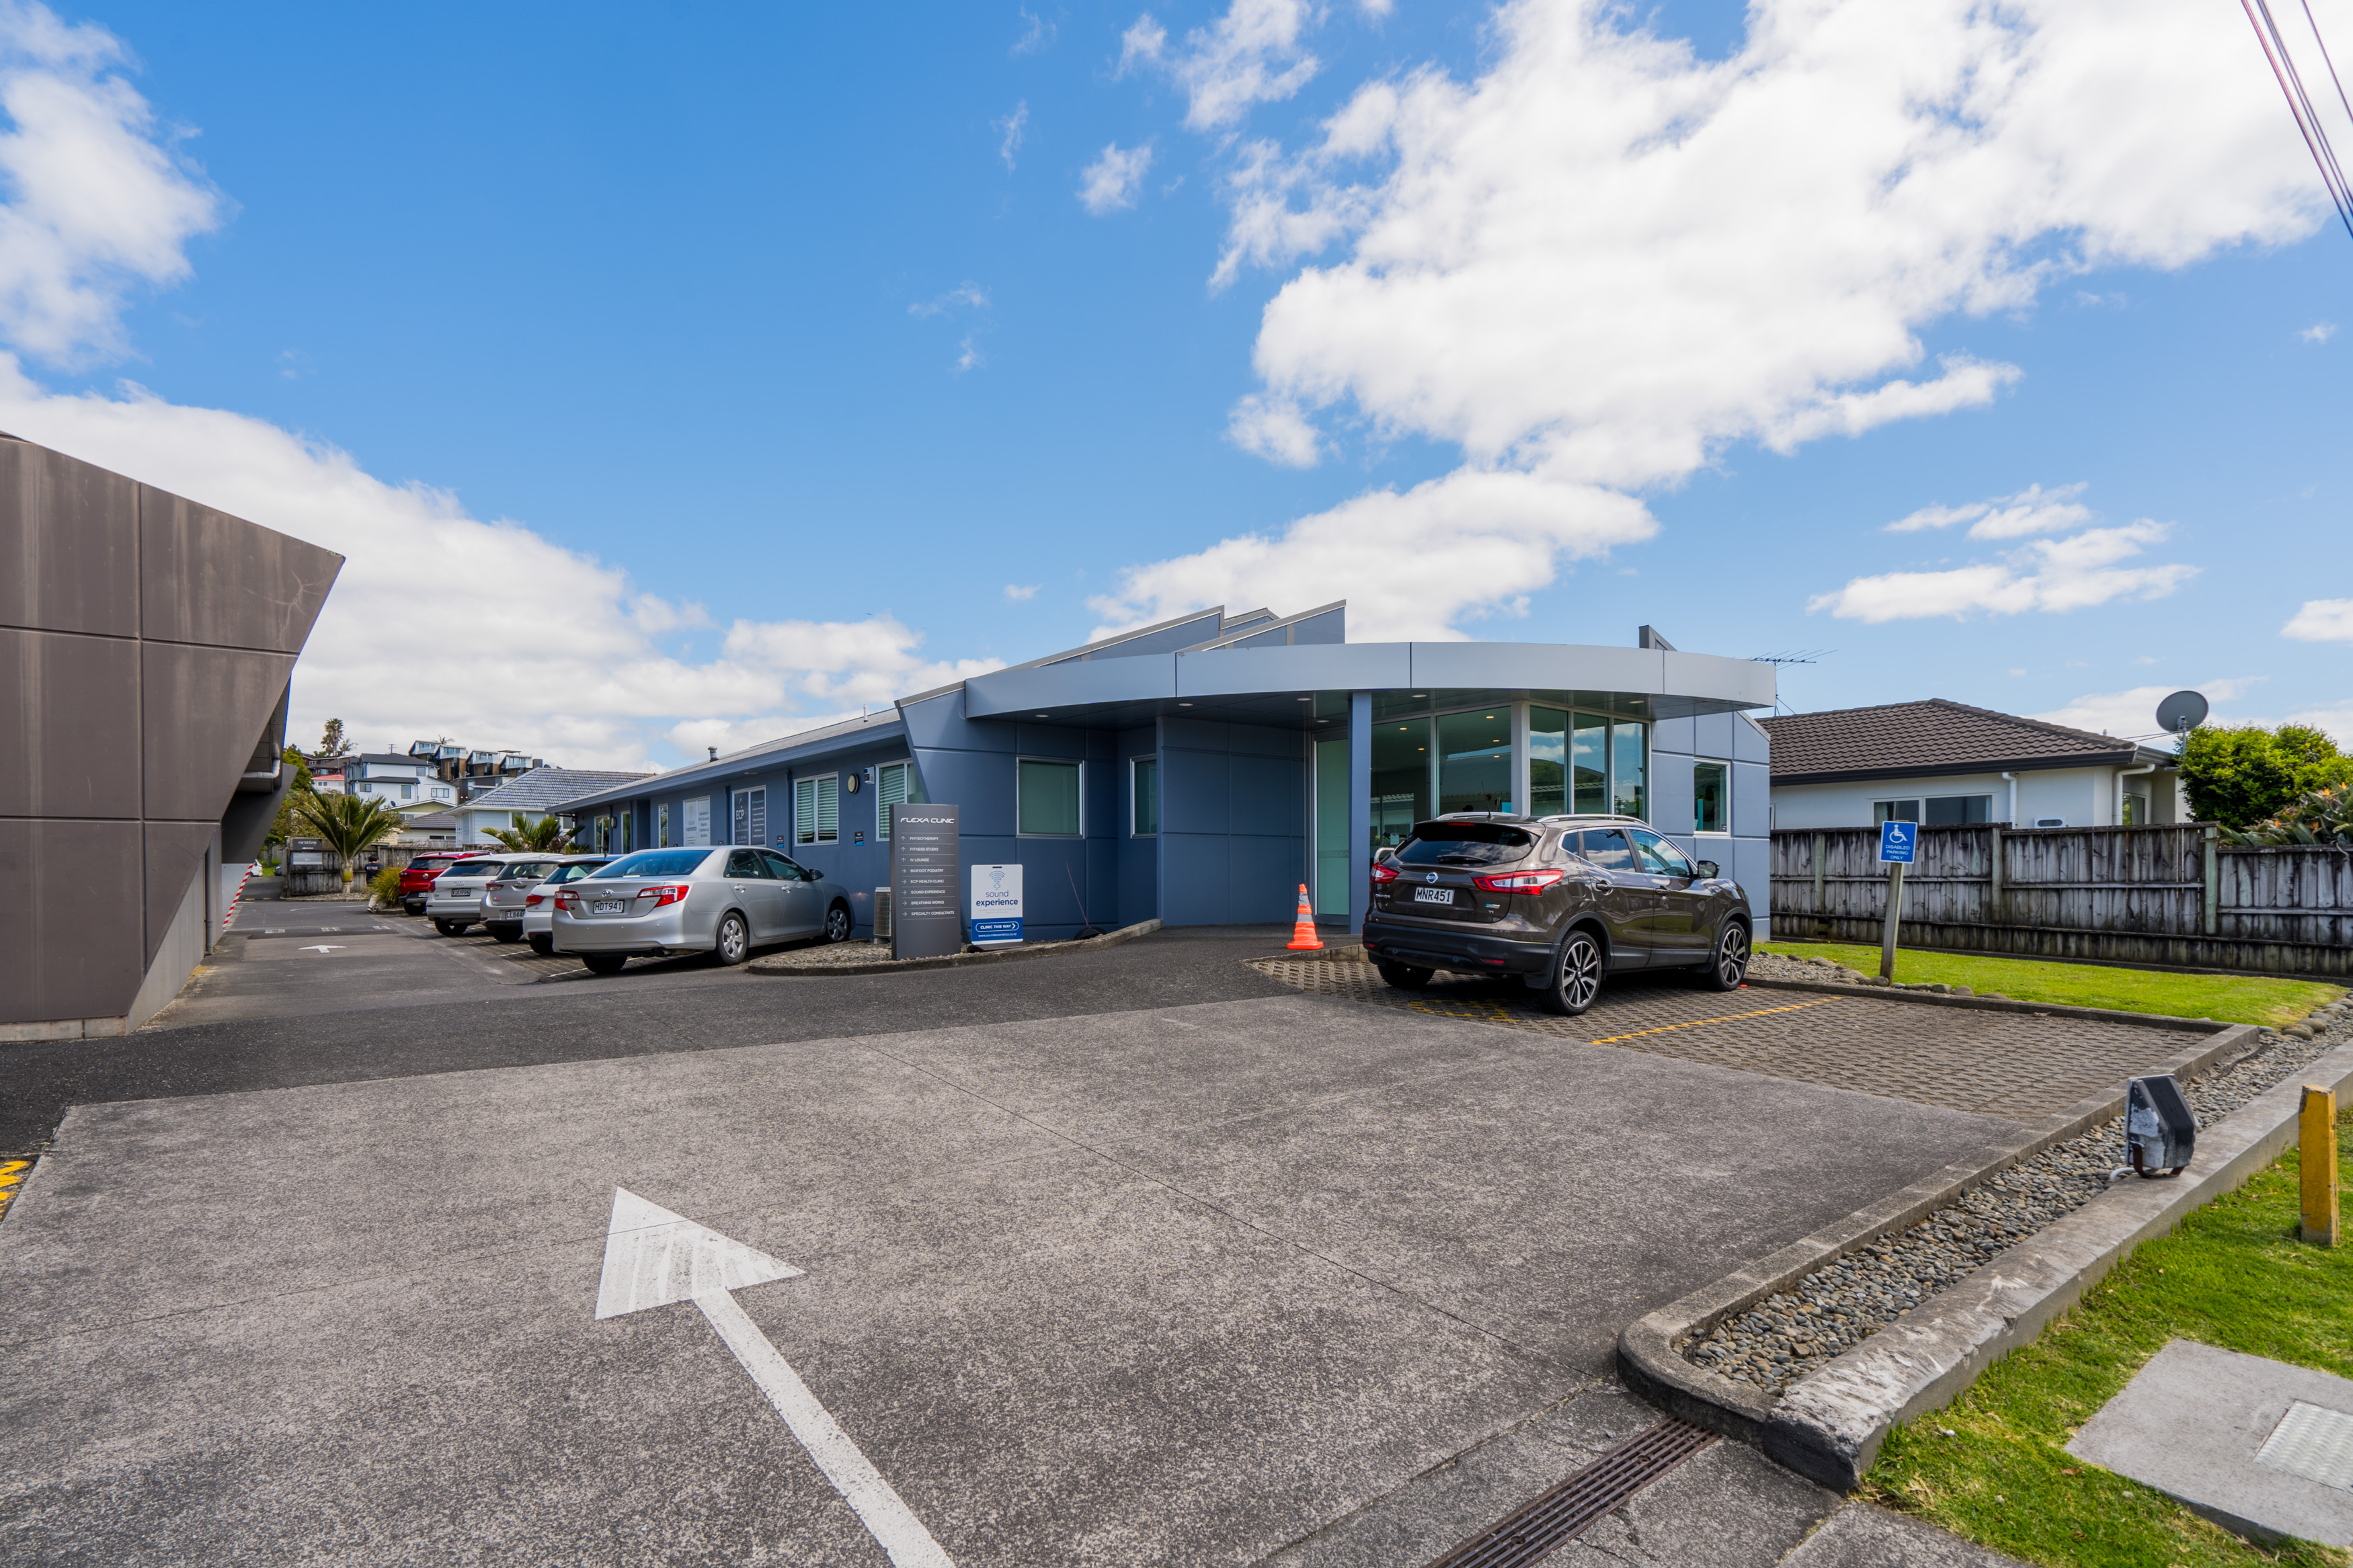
[0,628,140,818]
[143,645,298,821]
[140,486,342,651]
[0,438,138,636]
[145,821,216,964]
[0,819,143,1024]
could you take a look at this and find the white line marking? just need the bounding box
[297,945,346,953]
[596,1188,955,1567]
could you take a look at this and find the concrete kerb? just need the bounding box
[746,918,1164,977]
[1617,1018,2259,1479]
[1743,973,2230,1033]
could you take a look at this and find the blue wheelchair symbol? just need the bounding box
[1879,821,1917,864]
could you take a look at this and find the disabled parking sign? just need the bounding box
[1878,821,1917,864]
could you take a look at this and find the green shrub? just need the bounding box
[367,865,403,906]
[2182,723,2353,827]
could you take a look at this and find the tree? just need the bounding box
[317,718,352,757]
[264,746,316,855]
[2181,723,2353,828]
[483,815,572,854]
[289,790,403,889]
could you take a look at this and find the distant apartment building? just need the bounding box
[407,739,543,802]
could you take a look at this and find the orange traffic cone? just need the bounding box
[1286,883,1324,950]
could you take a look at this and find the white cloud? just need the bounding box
[1121,0,1322,132]
[1884,481,2093,539]
[954,334,983,373]
[1088,462,1657,640]
[1078,140,1154,214]
[0,359,1002,768]
[2284,598,2353,641]
[1084,0,2314,645]
[2032,676,2264,737]
[1226,391,1322,466]
[1012,7,1055,56]
[909,281,989,317]
[994,101,1027,170]
[1808,521,2198,623]
[1003,583,1039,601]
[2288,702,2353,747]
[0,1,227,366]
[2303,321,2338,343]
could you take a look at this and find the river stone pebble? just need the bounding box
[1682,1009,2350,1396]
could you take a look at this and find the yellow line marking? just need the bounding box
[1585,997,1845,1044]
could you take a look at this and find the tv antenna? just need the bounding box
[1749,648,1833,666]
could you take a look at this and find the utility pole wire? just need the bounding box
[2243,0,2353,239]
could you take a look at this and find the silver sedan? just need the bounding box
[550,846,854,975]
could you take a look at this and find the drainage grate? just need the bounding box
[1426,1418,1716,1568]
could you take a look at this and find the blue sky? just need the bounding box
[6,0,2350,765]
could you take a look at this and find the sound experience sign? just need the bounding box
[969,864,1023,946]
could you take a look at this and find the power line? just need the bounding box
[2243,0,2353,239]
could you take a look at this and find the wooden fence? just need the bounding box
[1769,824,2353,978]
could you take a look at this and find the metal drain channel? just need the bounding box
[1425,1418,1716,1568]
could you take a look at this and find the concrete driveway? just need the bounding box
[0,925,2026,1565]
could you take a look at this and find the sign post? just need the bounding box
[969,864,1024,946]
[889,804,962,960]
[1877,820,1916,981]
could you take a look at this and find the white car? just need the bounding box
[425,858,514,936]
[518,857,612,955]
[552,847,852,975]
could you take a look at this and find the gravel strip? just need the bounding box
[1684,997,2353,1395]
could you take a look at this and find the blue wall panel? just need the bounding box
[1159,718,1305,927]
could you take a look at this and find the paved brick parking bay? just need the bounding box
[0,929,2200,1564]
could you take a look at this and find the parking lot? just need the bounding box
[0,919,2189,1564]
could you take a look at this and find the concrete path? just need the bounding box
[3,977,2015,1565]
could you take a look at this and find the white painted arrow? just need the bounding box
[298,945,345,953]
[596,1188,955,1568]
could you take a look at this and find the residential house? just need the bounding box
[408,740,544,802]
[1760,699,2185,830]
[442,766,653,844]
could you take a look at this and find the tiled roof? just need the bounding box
[460,766,652,812]
[1759,699,2161,783]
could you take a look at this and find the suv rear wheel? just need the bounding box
[1540,928,1604,1016]
[1701,919,1751,992]
[1376,959,1432,989]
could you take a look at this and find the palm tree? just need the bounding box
[290,790,405,889]
[484,815,572,854]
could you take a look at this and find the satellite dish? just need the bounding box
[2155,690,2209,735]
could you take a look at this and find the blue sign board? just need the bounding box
[1878,821,1917,864]
[971,917,1023,944]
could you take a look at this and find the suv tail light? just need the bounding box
[525,893,545,907]
[1472,868,1566,894]
[1369,861,1400,884]
[635,883,691,908]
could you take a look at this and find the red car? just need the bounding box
[397,851,488,915]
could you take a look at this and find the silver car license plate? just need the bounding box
[1413,886,1453,905]
[591,899,625,914]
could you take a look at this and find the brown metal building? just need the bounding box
[2,434,342,1037]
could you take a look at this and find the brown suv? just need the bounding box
[1362,813,1752,1016]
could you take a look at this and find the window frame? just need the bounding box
[1131,755,1158,837]
[730,786,767,846]
[1874,798,1923,824]
[875,760,922,840]
[1692,761,1729,835]
[793,774,840,847]
[1016,756,1084,838]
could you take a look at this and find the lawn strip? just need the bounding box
[1758,941,2342,1027]
[1860,1132,2353,1567]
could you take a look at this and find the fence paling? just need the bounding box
[1768,824,2353,977]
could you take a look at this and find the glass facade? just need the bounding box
[1528,707,1566,816]
[1369,716,1430,854]
[1436,707,1513,814]
[1611,723,1646,820]
[1314,737,1349,916]
[1572,712,1608,813]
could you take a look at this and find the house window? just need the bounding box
[2123,791,2149,826]
[401,782,413,800]
[1018,759,1082,836]
[1926,794,1993,825]
[731,786,767,846]
[1132,756,1158,835]
[794,775,838,845]
[1693,762,1728,833]
[1874,799,1921,823]
[876,761,924,839]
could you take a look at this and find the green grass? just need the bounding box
[1863,1134,2353,1567]
[1759,941,2342,1028]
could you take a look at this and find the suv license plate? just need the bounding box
[1413,886,1454,905]
[591,899,625,915]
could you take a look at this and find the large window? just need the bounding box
[794,775,838,845]
[1019,759,1082,836]
[1314,737,1348,916]
[875,761,923,839]
[1369,717,1430,854]
[1131,756,1158,835]
[1693,762,1728,833]
[1611,722,1646,820]
[1876,794,1991,826]
[731,786,766,846]
[1573,714,1609,813]
[1437,708,1513,814]
[1529,707,1567,816]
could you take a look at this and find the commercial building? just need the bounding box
[2,434,340,1036]
[1762,699,2186,830]
[556,606,1776,943]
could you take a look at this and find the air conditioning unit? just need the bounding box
[873,888,892,942]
